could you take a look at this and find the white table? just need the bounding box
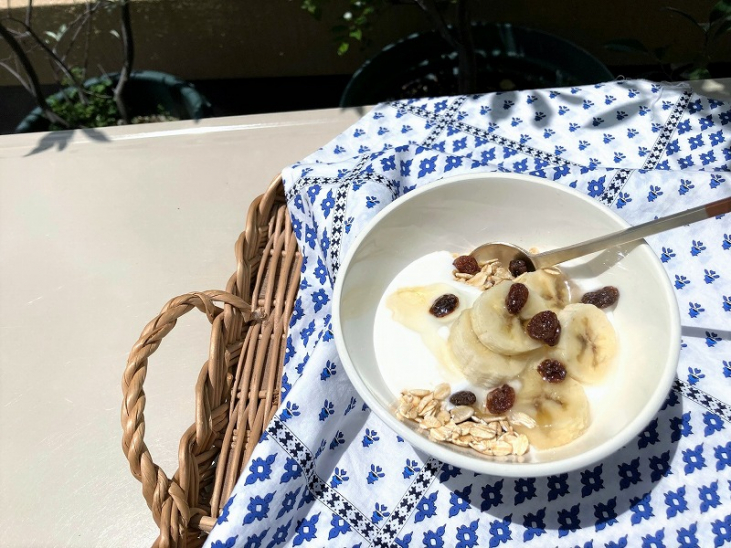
[1,78,728,547]
[0,107,365,547]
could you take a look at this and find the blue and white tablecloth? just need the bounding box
[205,79,731,548]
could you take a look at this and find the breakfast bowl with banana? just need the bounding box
[333,173,681,477]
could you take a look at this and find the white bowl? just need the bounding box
[333,173,680,477]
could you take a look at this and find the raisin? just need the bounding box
[581,286,620,309]
[453,255,480,275]
[505,283,529,315]
[486,384,515,414]
[430,294,459,317]
[509,258,529,277]
[526,310,561,346]
[537,359,567,383]
[449,390,477,406]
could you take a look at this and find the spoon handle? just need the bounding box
[531,196,731,269]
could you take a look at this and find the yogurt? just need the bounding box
[373,250,618,450]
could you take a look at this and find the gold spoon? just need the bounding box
[471,196,731,270]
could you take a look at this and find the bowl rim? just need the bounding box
[332,172,680,477]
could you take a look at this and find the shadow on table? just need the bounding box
[24,127,110,157]
[479,92,646,137]
[436,386,684,537]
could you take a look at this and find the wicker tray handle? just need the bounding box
[122,176,300,547]
[121,290,253,548]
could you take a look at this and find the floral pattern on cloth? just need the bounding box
[204,79,731,548]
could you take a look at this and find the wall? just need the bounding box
[0,0,727,86]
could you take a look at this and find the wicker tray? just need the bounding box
[121,175,301,548]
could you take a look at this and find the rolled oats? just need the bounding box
[396,384,532,458]
[469,424,497,440]
[421,399,439,417]
[453,435,472,447]
[441,421,460,437]
[433,383,451,400]
[469,440,489,453]
[452,257,517,291]
[429,427,448,442]
[397,401,413,418]
[466,271,488,287]
[450,405,475,424]
[511,434,530,456]
[491,440,514,457]
[421,415,442,429]
[416,393,434,414]
[494,266,512,280]
[509,411,537,429]
[501,432,519,445]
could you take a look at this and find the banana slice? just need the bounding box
[512,366,590,450]
[514,269,570,320]
[553,303,617,384]
[470,281,542,355]
[448,310,528,386]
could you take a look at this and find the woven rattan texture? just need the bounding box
[121,176,301,548]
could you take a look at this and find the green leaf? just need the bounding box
[603,38,651,55]
[349,28,363,40]
[300,0,322,18]
[337,41,349,55]
[710,0,731,24]
[662,7,704,30]
[688,66,712,80]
